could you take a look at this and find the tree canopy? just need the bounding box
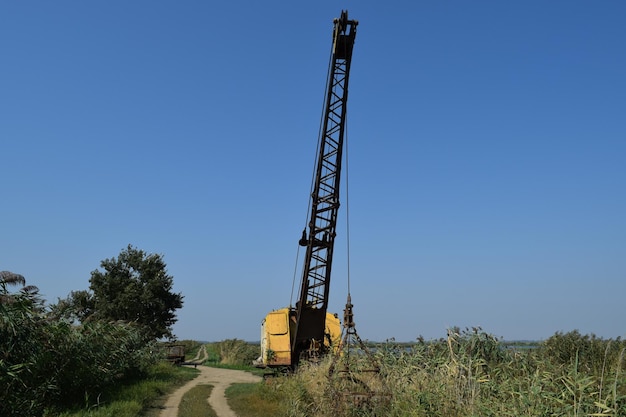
[88,245,184,340]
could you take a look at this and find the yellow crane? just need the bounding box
[257,10,358,369]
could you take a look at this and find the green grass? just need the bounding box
[52,362,199,417]
[178,384,216,417]
[203,361,266,377]
[226,382,283,417]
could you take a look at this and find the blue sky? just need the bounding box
[2,1,624,342]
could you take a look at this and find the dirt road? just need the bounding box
[187,344,208,364]
[159,364,262,417]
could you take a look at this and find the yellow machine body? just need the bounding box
[258,308,341,367]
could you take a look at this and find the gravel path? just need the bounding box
[159,359,261,417]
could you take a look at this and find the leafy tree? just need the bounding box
[88,244,184,340]
[49,289,94,324]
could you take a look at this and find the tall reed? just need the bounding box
[268,328,626,417]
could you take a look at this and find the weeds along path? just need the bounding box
[159,364,261,417]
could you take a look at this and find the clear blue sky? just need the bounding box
[2,1,624,342]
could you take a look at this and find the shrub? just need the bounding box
[210,339,259,366]
[1,273,159,416]
[538,330,626,374]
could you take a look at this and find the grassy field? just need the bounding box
[42,331,626,417]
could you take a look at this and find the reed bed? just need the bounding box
[263,328,626,417]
